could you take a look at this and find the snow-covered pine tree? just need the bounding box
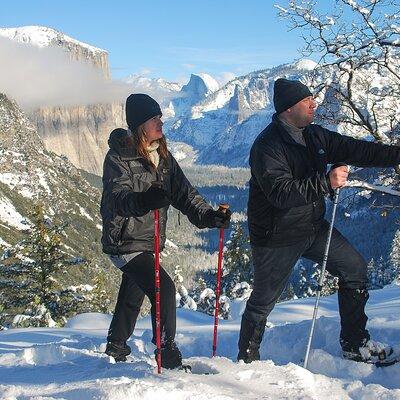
[197,288,215,316]
[196,287,230,319]
[173,265,197,311]
[294,262,316,298]
[367,258,381,289]
[230,282,252,301]
[0,203,86,327]
[222,222,253,298]
[390,229,400,283]
[191,276,207,302]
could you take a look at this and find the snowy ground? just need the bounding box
[1,285,400,400]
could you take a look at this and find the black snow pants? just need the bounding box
[107,251,176,345]
[242,220,370,348]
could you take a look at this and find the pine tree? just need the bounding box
[90,269,112,313]
[222,222,253,298]
[367,258,380,289]
[0,203,85,327]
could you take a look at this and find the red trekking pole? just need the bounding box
[154,208,162,373]
[212,203,229,357]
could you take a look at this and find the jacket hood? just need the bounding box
[108,128,139,160]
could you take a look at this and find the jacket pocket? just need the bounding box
[118,217,130,244]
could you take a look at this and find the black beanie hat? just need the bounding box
[273,78,313,114]
[125,93,162,130]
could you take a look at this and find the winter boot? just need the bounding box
[105,341,131,362]
[155,340,184,370]
[237,317,266,363]
[341,338,394,364]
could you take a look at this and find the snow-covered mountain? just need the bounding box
[125,74,182,93]
[167,60,317,166]
[171,73,219,118]
[165,57,400,168]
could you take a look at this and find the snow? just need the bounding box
[0,196,29,230]
[0,26,106,54]
[197,73,220,93]
[1,285,400,399]
[0,172,34,199]
[294,59,318,71]
[78,205,94,221]
[0,168,52,198]
[165,239,178,249]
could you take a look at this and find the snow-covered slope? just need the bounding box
[0,93,114,285]
[1,284,399,399]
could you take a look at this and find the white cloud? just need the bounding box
[0,36,131,109]
[137,67,152,76]
[182,63,196,69]
[0,37,171,110]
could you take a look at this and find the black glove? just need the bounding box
[204,208,232,229]
[138,184,170,211]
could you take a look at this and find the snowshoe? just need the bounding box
[105,341,131,362]
[342,339,399,367]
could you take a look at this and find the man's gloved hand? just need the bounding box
[138,183,170,211]
[204,208,232,229]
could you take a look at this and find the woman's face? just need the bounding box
[143,115,163,144]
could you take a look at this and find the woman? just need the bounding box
[100,93,231,369]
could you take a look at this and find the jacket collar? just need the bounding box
[271,113,310,146]
[108,128,142,161]
[108,128,167,172]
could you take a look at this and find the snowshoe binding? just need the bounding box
[342,339,399,367]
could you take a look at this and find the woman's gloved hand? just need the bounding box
[204,208,232,229]
[138,183,170,211]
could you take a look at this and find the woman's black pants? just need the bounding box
[107,251,176,345]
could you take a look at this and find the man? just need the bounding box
[238,78,400,364]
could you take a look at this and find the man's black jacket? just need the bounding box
[248,114,400,247]
[101,128,212,255]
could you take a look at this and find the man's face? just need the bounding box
[288,96,316,127]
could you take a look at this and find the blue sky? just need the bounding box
[0,0,308,83]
